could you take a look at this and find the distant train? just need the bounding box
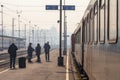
[0,35,25,50]
[71,0,120,80]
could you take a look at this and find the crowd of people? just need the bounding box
[8,41,51,70]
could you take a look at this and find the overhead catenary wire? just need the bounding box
[0,1,88,31]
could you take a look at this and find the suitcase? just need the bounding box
[18,57,26,68]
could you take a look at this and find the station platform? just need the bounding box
[0,49,75,80]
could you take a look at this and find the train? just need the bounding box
[0,35,25,50]
[71,0,120,80]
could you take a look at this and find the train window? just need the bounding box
[90,9,94,43]
[84,19,87,44]
[79,29,81,44]
[99,0,105,43]
[108,0,118,43]
[94,2,98,44]
[75,34,77,43]
[87,14,90,43]
[75,32,79,43]
[75,28,81,44]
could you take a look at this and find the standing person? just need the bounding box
[44,42,50,62]
[35,43,41,63]
[27,43,34,63]
[8,43,18,70]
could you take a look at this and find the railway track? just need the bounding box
[0,48,53,71]
[0,50,27,71]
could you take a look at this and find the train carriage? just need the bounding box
[71,0,120,80]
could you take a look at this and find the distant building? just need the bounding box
[0,35,25,50]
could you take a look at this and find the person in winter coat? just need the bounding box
[35,43,41,63]
[8,43,18,70]
[44,42,50,62]
[27,43,34,63]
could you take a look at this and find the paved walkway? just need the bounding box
[0,49,69,80]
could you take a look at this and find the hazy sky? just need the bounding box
[0,0,90,34]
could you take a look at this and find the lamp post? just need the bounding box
[58,0,64,66]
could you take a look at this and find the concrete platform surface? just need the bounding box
[0,49,68,80]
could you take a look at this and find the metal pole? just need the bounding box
[44,31,46,44]
[29,21,31,43]
[65,16,67,53]
[1,5,3,50]
[37,27,39,42]
[34,25,37,45]
[63,0,67,55]
[58,0,64,66]
[18,15,20,48]
[12,18,14,43]
[32,27,34,47]
[25,24,26,47]
[60,0,62,58]
[40,30,42,46]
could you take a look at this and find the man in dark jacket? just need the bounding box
[35,43,41,63]
[8,43,18,69]
[44,42,50,62]
[27,43,34,63]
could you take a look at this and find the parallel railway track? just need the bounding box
[0,50,27,71]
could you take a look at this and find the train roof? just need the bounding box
[83,0,96,18]
[73,0,97,35]
[73,20,82,34]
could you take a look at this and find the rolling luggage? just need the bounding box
[18,57,26,68]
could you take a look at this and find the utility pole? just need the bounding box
[63,16,67,55]
[34,25,37,45]
[12,18,14,43]
[32,27,34,47]
[37,27,39,42]
[63,0,67,55]
[40,29,43,46]
[29,21,31,43]
[44,31,46,44]
[45,0,74,66]
[18,15,20,48]
[1,5,3,50]
[24,24,26,47]
[65,16,67,54]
